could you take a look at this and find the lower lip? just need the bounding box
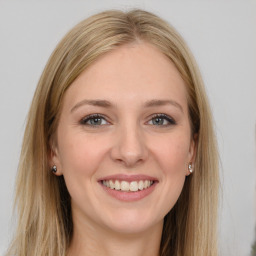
[99,182,157,202]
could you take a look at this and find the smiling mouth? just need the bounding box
[101,180,155,192]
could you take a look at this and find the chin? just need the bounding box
[100,208,162,235]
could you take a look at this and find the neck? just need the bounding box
[67,213,163,256]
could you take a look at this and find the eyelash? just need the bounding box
[79,113,176,127]
[80,114,109,127]
[149,114,176,126]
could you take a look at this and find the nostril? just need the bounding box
[109,128,149,168]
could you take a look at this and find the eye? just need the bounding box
[148,114,176,126]
[80,114,109,126]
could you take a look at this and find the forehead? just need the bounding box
[63,42,188,112]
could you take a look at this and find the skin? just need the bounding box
[51,42,196,256]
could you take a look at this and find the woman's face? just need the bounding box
[52,42,196,235]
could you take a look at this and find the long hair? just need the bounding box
[6,9,219,256]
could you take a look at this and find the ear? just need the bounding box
[48,138,63,176]
[186,133,198,176]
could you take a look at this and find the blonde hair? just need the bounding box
[6,9,219,256]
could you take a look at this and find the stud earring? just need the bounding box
[188,163,193,173]
[51,165,57,174]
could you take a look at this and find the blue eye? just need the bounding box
[149,114,176,126]
[80,114,108,126]
[80,113,176,127]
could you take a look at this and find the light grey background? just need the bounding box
[0,1,255,255]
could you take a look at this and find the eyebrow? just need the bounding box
[71,99,183,113]
[144,99,183,112]
[71,100,113,112]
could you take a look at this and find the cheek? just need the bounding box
[153,134,190,175]
[58,133,102,175]
[155,134,190,196]
[56,132,107,206]
[145,133,190,218]
[57,130,113,192]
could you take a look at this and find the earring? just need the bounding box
[188,163,193,173]
[51,165,57,174]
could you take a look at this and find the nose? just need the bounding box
[110,123,148,168]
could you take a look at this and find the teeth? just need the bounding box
[120,181,130,191]
[130,181,138,192]
[114,180,120,190]
[138,180,144,190]
[102,180,154,192]
[144,180,149,188]
[109,180,115,189]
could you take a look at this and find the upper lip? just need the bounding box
[98,174,158,182]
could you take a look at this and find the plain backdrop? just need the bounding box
[0,1,255,255]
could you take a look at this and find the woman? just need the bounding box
[6,9,219,256]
